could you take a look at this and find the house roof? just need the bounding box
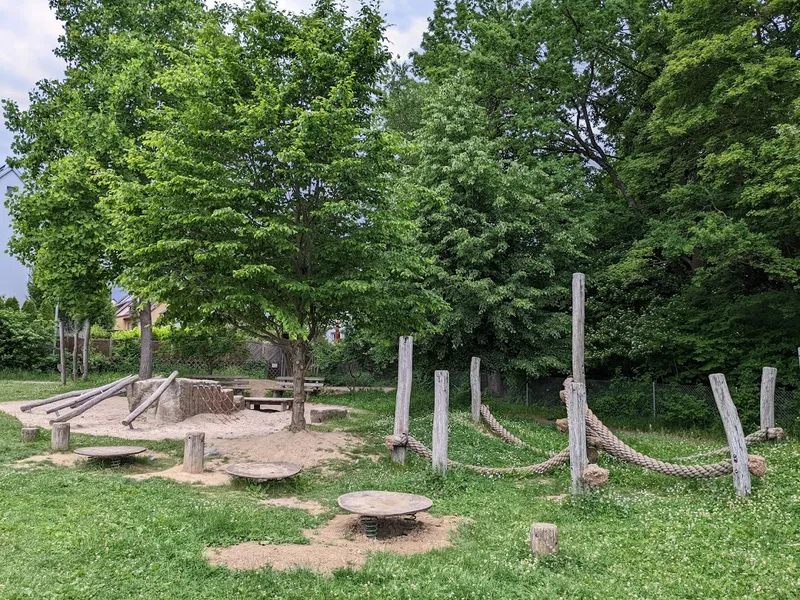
[0,164,21,181]
[114,295,159,319]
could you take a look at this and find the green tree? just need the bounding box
[110,0,435,430]
[168,326,245,375]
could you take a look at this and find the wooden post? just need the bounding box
[709,373,751,496]
[760,367,777,430]
[572,273,586,384]
[21,389,84,412]
[50,375,139,424]
[392,336,413,464]
[470,357,481,423]
[81,319,90,381]
[45,380,119,414]
[72,319,79,382]
[139,298,153,380]
[433,370,449,476]
[21,427,38,442]
[122,371,179,427]
[183,431,205,474]
[58,318,66,386]
[530,523,559,556]
[567,381,588,494]
[51,423,70,451]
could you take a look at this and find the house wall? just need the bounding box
[114,301,169,331]
[0,168,29,301]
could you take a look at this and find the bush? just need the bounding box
[660,393,714,428]
[0,307,54,371]
[166,326,246,374]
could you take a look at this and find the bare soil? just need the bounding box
[205,513,466,575]
[259,497,328,515]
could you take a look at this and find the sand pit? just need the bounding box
[205,513,465,575]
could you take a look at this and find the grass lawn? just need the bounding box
[0,373,133,404]
[0,383,797,599]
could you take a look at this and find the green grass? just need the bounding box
[0,384,797,599]
[0,373,134,403]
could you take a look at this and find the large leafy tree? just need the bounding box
[3,0,205,380]
[110,0,433,430]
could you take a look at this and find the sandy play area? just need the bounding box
[205,513,466,575]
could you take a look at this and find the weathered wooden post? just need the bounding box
[760,367,777,430]
[392,336,413,464]
[21,427,38,442]
[433,370,449,476]
[470,357,481,423]
[530,523,559,555]
[51,422,70,451]
[58,317,66,386]
[567,381,588,494]
[183,431,205,474]
[709,373,751,496]
[572,273,586,384]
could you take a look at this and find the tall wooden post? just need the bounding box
[392,336,413,464]
[81,319,90,381]
[183,431,205,474]
[51,423,70,451]
[567,381,588,494]
[470,357,481,423]
[139,299,153,380]
[72,319,79,382]
[709,374,751,496]
[572,273,586,384]
[759,367,777,430]
[58,318,66,386]
[433,370,449,476]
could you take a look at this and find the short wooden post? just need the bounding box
[51,423,70,451]
[709,373,751,496]
[530,523,559,555]
[567,381,588,494]
[572,273,586,384]
[392,336,413,464]
[759,367,777,430]
[183,431,205,474]
[21,427,38,442]
[470,357,481,423]
[432,370,449,476]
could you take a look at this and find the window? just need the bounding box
[6,186,17,195]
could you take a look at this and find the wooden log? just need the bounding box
[45,380,119,414]
[760,367,777,430]
[470,356,481,423]
[572,273,586,384]
[122,371,179,427]
[709,373,751,496]
[58,318,66,386]
[21,389,83,412]
[183,431,205,474]
[567,381,588,495]
[392,336,413,464]
[51,422,70,451]
[432,370,449,477]
[81,319,90,381]
[530,523,558,556]
[51,375,139,424]
[72,319,79,382]
[21,427,38,442]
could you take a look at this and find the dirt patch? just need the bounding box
[212,430,358,468]
[259,497,328,515]
[130,464,232,486]
[15,453,82,468]
[205,513,465,575]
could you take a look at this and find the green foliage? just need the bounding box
[167,326,245,374]
[0,305,53,371]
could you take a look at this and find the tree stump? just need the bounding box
[183,431,205,474]
[51,423,70,451]
[21,427,38,443]
[530,523,559,556]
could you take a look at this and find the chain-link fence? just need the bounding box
[507,376,799,433]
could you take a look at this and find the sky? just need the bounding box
[0,0,433,163]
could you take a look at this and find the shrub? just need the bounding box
[0,308,54,371]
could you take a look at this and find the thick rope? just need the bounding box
[479,404,555,456]
[385,433,570,475]
[674,428,783,462]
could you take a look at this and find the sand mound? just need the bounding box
[205,513,465,575]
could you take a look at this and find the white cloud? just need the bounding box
[385,15,427,61]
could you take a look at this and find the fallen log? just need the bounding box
[45,380,119,415]
[50,375,139,424]
[122,371,179,427]
[20,389,84,412]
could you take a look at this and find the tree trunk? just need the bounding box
[72,319,79,382]
[289,340,308,432]
[139,299,153,379]
[487,370,505,396]
[81,319,90,381]
[58,318,66,385]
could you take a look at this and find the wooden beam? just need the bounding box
[433,370,449,476]
[50,375,139,424]
[45,380,119,414]
[567,381,588,494]
[709,373,751,496]
[572,273,586,384]
[759,367,777,430]
[470,356,481,423]
[392,336,413,464]
[122,371,179,427]
[20,389,83,412]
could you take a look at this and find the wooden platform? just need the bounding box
[225,462,302,482]
[187,375,250,395]
[272,376,325,397]
[74,446,147,461]
[337,491,433,517]
[245,397,293,412]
